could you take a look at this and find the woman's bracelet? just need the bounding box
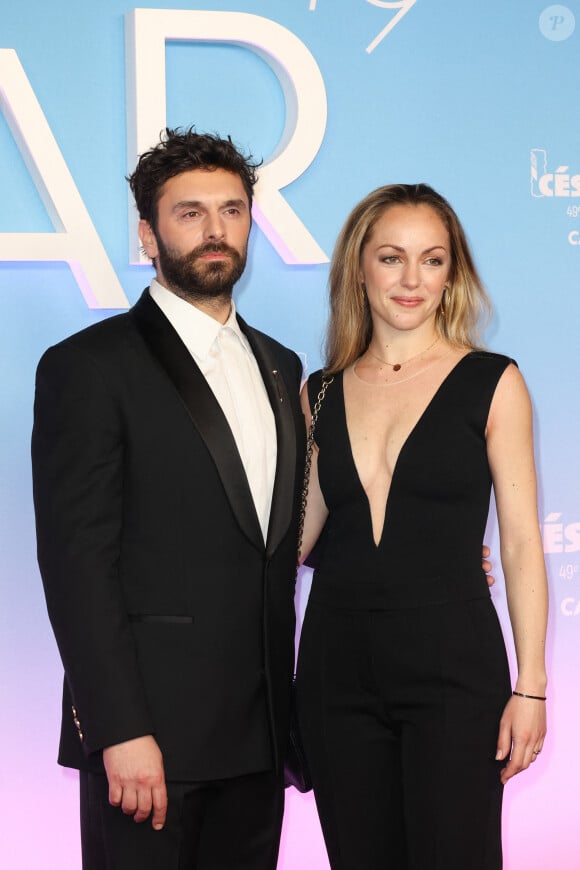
[512,690,547,701]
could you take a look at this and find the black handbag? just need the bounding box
[283,376,333,793]
[284,676,312,793]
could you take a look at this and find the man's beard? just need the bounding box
[154,235,247,302]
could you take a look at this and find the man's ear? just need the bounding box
[139,220,158,260]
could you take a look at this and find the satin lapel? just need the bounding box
[131,291,264,552]
[238,316,297,556]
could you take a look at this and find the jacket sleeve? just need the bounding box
[31,342,155,755]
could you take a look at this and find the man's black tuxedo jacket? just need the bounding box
[32,290,306,782]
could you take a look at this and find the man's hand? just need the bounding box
[482,544,495,588]
[103,735,167,830]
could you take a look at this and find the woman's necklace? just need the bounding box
[353,355,449,387]
[367,336,439,371]
[354,341,453,388]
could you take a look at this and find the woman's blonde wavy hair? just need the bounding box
[324,184,491,374]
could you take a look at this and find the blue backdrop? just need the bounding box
[1,2,578,867]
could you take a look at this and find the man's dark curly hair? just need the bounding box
[128,127,261,230]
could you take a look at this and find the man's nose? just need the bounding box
[203,213,225,241]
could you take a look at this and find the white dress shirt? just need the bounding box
[149,280,277,541]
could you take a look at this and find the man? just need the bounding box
[32,128,305,870]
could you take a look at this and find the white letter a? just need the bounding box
[0,49,129,309]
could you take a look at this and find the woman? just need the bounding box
[297,184,547,869]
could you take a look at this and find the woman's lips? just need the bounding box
[391,296,423,307]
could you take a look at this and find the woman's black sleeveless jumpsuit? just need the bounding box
[297,353,513,870]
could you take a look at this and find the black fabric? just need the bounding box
[80,770,285,870]
[297,352,514,869]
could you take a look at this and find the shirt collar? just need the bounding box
[149,278,250,361]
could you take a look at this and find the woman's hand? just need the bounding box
[495,694,547,784]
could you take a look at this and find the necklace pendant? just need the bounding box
[393,363,401,371]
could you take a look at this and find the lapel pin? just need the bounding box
[272,370,284,402]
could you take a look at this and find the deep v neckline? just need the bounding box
[341,352,475,548]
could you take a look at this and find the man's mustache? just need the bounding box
[190,242,240,260]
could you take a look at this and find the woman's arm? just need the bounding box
[298,383,329,563]
[486,363,548,784]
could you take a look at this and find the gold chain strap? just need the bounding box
[297,376,334,566]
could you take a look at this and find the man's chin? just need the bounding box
[156,244,245,300]
[199,259,231,274]
[177,276,235,301]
